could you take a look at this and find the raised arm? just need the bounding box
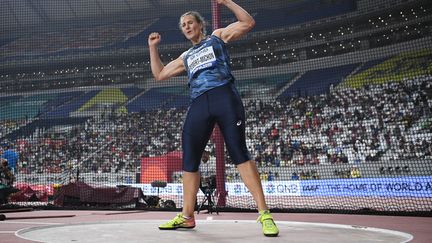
[148,32,185,81]
[212,0,255,43]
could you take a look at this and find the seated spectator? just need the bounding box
[350,166,361,178]
[299,170,308,180]
[1,144,18,175]
[268,171,274,181]
[311,169,320,179]
[0,159,17,204]
[0,159,15,186]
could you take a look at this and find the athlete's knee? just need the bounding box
[182,163,200,172]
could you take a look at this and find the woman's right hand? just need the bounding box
[148,32,161,47]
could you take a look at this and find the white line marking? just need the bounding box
[0,221,61,225]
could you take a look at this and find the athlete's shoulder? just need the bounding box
[212,28,223,38]
[210,30,226,43]
[181,44,196,59]
[180,50,189,59]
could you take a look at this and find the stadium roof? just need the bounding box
[0,0,287,40]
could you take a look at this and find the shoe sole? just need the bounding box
[159,226,195,230]
[264,233,279,237]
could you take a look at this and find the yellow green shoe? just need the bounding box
[257,210,279,237]
[158,213,196,230]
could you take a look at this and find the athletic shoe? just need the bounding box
[158,213,196,230]
[257,210,279,237]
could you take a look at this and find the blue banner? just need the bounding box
[127,176,432,198]
[300,176,432,197]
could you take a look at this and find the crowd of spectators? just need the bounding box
[244,74,432,168]
[13,108,185,175]
[291,170,320,180]
[0,73,428,180]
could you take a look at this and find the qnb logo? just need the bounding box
[236,120,242,126]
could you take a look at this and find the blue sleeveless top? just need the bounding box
[182,35,235,99]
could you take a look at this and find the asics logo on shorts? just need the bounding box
[236,120,242,126]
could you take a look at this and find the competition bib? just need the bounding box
[187,46,216,76]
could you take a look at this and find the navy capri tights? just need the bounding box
[182,83,251,172]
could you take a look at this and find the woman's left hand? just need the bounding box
[216,0,232,5]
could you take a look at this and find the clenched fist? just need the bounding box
[148,32,161,47]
